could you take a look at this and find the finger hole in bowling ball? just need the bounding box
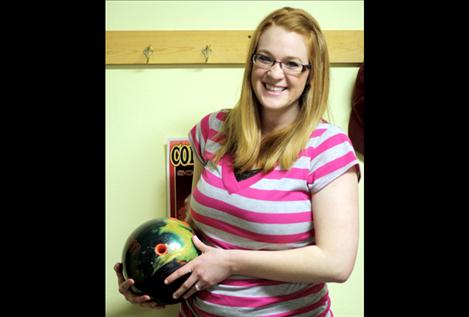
[155,243,168,256]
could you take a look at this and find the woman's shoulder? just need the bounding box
[213,108,230,121]
[199,108,230,124]
[191,109,230,139]
[310,120,349,142]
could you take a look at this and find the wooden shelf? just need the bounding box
[106,30,363,65]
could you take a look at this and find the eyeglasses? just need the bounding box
[252,53,311,75]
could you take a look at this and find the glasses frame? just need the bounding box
[252,53,311,74]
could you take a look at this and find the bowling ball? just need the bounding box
[121,217,200,305]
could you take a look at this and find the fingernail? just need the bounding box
[164,279,168,284]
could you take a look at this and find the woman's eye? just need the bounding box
[258,55,272,62]
[285,61,301,68]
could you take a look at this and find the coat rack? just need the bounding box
[106,30,363,65]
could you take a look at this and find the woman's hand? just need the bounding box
[164,235,233,300]
[114,262,165,309]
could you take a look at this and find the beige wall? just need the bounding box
[106,1,364,316]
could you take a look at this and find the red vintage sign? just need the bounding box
[166,139,194,220]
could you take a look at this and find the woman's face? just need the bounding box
[251,25,310,115]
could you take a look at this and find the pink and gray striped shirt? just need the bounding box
[180,110,360,317]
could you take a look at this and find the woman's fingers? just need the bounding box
[182,281,203,299]
[192,235,209,252]
[170,270,200,300]
[130,294,152,304]
[114,262,164,309]
[164,266,192,286]
[114,263,126,284]
[118,278,135,294]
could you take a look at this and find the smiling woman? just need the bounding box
[113,6,361,317]
[250,25,311,134]
[214,7,331,174]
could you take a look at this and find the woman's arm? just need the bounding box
[168,168,359,299]
[229,168,359,283]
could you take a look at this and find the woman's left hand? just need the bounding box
[164,235,233,300]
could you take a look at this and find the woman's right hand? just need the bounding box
[114,262,165,309]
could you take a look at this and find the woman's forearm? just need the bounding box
[227,245,353,284]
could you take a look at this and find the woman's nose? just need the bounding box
[266,62,285,79]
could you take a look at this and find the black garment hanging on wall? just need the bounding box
[348,63,364,156]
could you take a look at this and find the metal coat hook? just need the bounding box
[201,45,212,63]
[143,45,154,64]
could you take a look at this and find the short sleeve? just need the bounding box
[307,125,361,193]
[188,110,227,166]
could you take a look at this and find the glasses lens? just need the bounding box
[255,54,273,66]
[283,61,302,72]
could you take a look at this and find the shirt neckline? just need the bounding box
[221,155,265,194]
